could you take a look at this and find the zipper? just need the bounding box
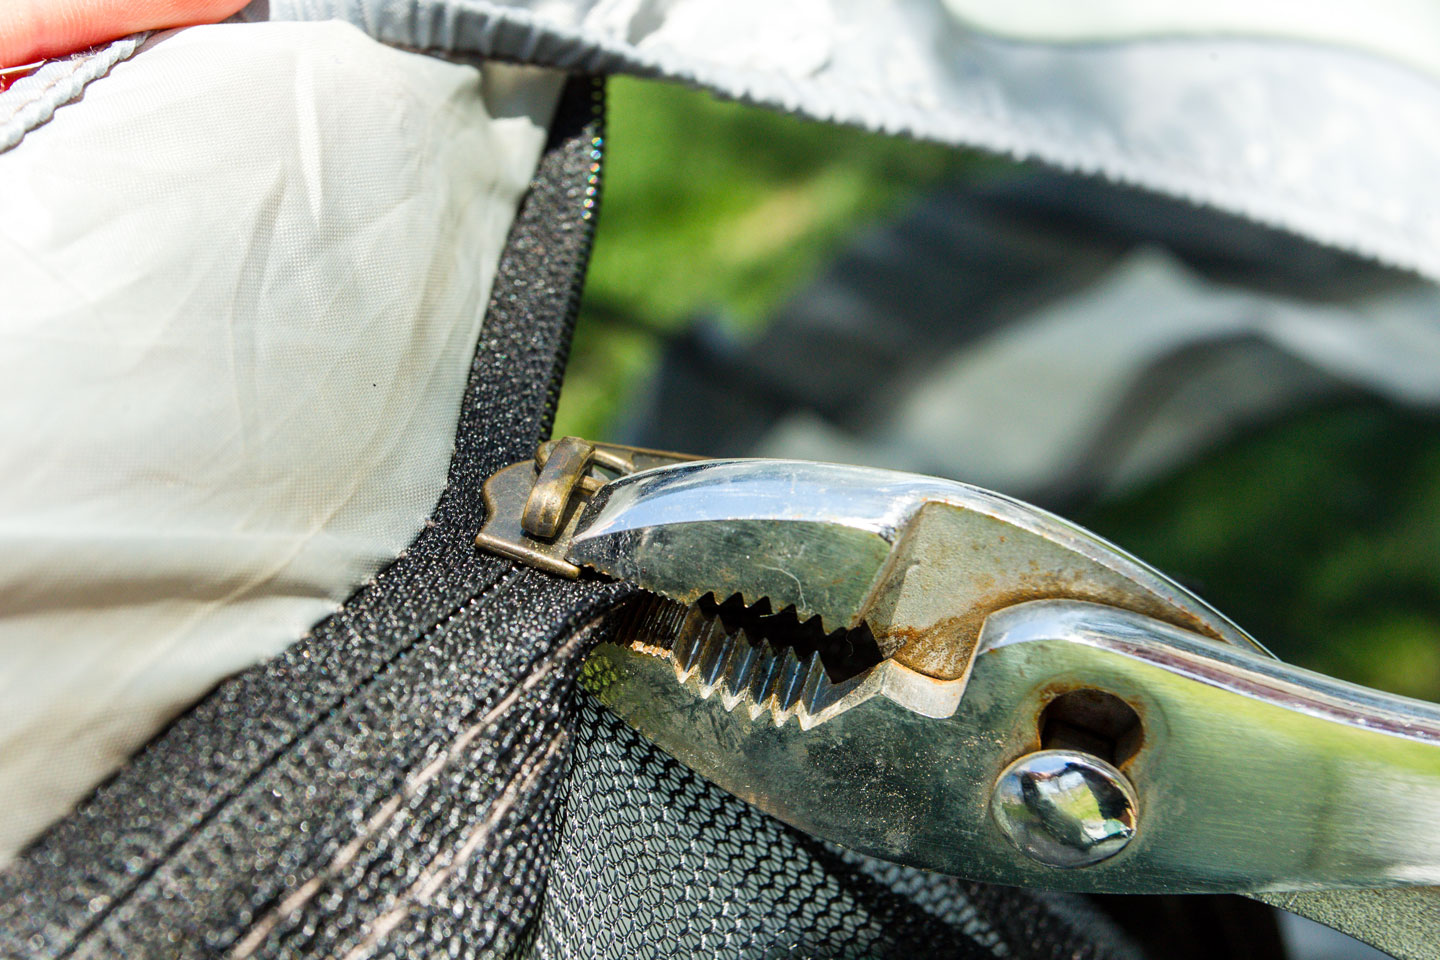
[0,75,623,960]
[537,77,606,439]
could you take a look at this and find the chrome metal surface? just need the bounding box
[990,750,1137,868]
[591,600,1440,894]
[569,459,1263,683]
[1252,888,1440,960]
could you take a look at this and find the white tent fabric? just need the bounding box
[0,22,562,865]
[939,0,1440,82]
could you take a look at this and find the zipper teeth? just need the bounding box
[538,75,606,438]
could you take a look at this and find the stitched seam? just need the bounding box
[1,59,88,118]
[341,729,571,960]
[227,621,596,958]
[54,565,524,958]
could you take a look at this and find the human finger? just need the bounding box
[0,0,249,68]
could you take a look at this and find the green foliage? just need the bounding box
[1080,405,1440,700]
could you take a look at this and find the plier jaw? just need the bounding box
[476,438,1440,959]
[565,456,1260,681]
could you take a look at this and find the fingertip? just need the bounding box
[0,0,254,69]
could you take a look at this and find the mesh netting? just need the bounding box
[529,693,1143,960]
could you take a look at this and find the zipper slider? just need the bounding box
[474,436,700,578]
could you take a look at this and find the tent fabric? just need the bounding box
[635,171,1440,507]
[0,21,563,865]
[250,0,1440,282]
[751,249,1440,502]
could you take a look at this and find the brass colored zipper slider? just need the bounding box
[475,437,700,577]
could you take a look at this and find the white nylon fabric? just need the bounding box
[0,22,562,865]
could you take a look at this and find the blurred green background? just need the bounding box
[553,77,980,441]
[555,77,1440,703]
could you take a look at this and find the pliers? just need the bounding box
[476,438,1440,959]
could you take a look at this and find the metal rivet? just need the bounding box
[990,749,1138,868]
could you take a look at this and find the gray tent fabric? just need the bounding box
[633,170,1440,509]
[245,0,1440,283]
